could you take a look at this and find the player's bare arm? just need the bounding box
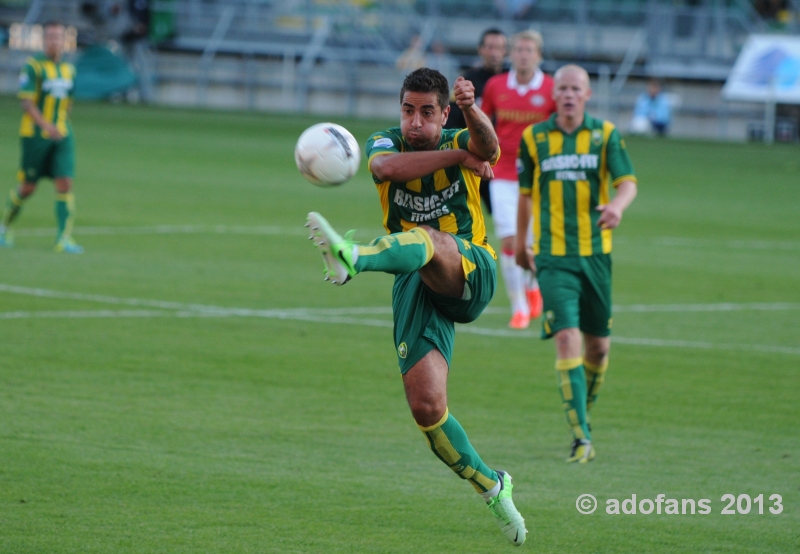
[515,192,535,271]
[453,77,500,162]
[21,98,62,140]
[370,149,493,182]
[596,180,637,229]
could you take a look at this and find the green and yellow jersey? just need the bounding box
[17,53,76,139]
[366,127,496,258]
[518,113,636,257]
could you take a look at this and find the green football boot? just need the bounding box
[305,212,357,285]
[0,226,13,248]
[566,439,595,463]
[54,236,84,254]
[487,471,527,546]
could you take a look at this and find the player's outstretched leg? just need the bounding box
[306,211,433,284]
[306,212,358,284]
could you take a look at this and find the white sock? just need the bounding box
[500,253,528,314]
[351,245,359,265]
[480,479,502,502]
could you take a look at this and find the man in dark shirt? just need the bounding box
[445,28,508,213]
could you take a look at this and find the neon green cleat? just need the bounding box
[566,439,595,463]
[0,226,13,248]
[305,212,357,285]
[487,471,527,546]
[54,236,84,254]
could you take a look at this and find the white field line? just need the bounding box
[0,309,176,319]
[3,284,797,316]
[10,226,800,252]
[648,237,800,251]
[0,309,396,327]
[609,302,800,313]
[12,225,310,237]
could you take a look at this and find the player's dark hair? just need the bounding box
[42,20,65,29]
[400,68,449,110]
[479,28,506,47]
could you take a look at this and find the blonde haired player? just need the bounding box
[481,30,555,329]
[516,65,637,462]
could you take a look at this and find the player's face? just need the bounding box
[400,91,448,151]
[553,71,591,119]
[44,25,66,60]
[479,34,507,71]
[510,39,541,74]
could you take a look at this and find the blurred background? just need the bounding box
[0,0,798,142]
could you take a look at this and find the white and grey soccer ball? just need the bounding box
[294,123,360,187]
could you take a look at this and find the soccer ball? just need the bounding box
[294,123,360,187]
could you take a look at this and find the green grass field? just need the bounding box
[0,94,798,553]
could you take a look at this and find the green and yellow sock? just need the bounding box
[556,357,591,441]
[354,227,434,275]
[585,359,608,413]
[418,408,499,493]
[54,192,75,243]
[3,189,25,227]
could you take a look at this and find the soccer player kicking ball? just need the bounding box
[516,65,637,463]
[307,68,527,546]
[0,22,83,253]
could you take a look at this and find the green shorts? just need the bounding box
[392,237,496,374]
[18,134,75,183]
[537,253,612,339]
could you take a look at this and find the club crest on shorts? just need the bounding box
[397,342,408,358]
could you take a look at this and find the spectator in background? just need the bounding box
[496,0,536,20]
[631,79,671,137]
[396,34,427,72]
[753,0,789,22]
[122,0,150,43]
[427,41,459,87]
[446,29,508,130]
[445,28,508,214]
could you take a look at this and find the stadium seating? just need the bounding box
[0,0,796,139]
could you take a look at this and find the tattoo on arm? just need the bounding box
[474,121,494,146]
